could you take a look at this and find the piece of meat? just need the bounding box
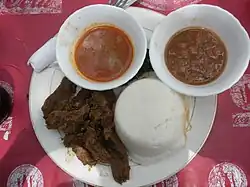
[43,82,130,184]
[74,89,92,102]
[45,110,65,129]
[89,108,102,121]
[90,92,109,108]
[45,105,90,130]
[42,77,76,118]
[84,127,111,164]
[63,134,77,147]
[64,133,87,147]
[72,146,97,166]
[89,106,114,128]
[109,150,130,184]
[90,91,116,109]
[88,91,115,128]
[104,129,127,156]
[62,123,82,134]
[101,90,117,110]
[64,132,87,147]
[65,88,92,110]
[100,108,114,128]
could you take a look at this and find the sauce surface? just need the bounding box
[74,25,133,82]
[165,27,227,85]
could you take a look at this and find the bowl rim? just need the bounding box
[56,4,147,91]
[149,4,250,97]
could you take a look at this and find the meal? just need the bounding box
[165,27,227,85]
[73,24,134,82]
[41,77,130,184]
[115,78,187,165]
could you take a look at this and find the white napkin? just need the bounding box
[28,35,57,72]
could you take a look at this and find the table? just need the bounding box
[0,0,249,186]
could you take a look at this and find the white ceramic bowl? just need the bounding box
[56,4,147,90]
[150,4,250,97]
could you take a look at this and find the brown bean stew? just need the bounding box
[165,27,227,85]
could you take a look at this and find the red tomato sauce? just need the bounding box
[74,25,133,82]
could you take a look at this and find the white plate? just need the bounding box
[29,7,217,187]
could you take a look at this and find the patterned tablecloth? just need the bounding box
[0,0,249,186]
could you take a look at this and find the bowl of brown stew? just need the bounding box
[56,4,147,90]
[149,4,250,96]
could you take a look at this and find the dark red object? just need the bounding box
[0,86,12,124]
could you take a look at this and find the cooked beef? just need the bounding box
[109,150,130,184]
[90,91,116,110]
[90,92,109,108]
[45,105,89,130]
[42,77,76,118]
[104,129,127,156]
[100,109,114,128]
[64,132,86,147]
[72,146,97,166]
[42,77,130,184]
[65,88,92,110]
[63,134,77,147]
[89,107,113,124]
[83,126,111,163]
[101,90,117,110]
[89,108,102,121]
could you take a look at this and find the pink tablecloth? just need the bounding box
[0,0,250,186]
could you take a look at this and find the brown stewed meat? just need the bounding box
[41,77,130,184]
[42,77,76,118]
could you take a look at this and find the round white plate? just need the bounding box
[29,7,217,187]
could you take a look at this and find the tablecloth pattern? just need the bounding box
[0,0,250,186]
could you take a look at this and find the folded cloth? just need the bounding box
[28,35,57,72]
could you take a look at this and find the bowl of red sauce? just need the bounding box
[150,4,250,97]
[56,4,147,90]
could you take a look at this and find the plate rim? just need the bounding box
[28,6,218,187]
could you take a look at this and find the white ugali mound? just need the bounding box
[115,78,187,165]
